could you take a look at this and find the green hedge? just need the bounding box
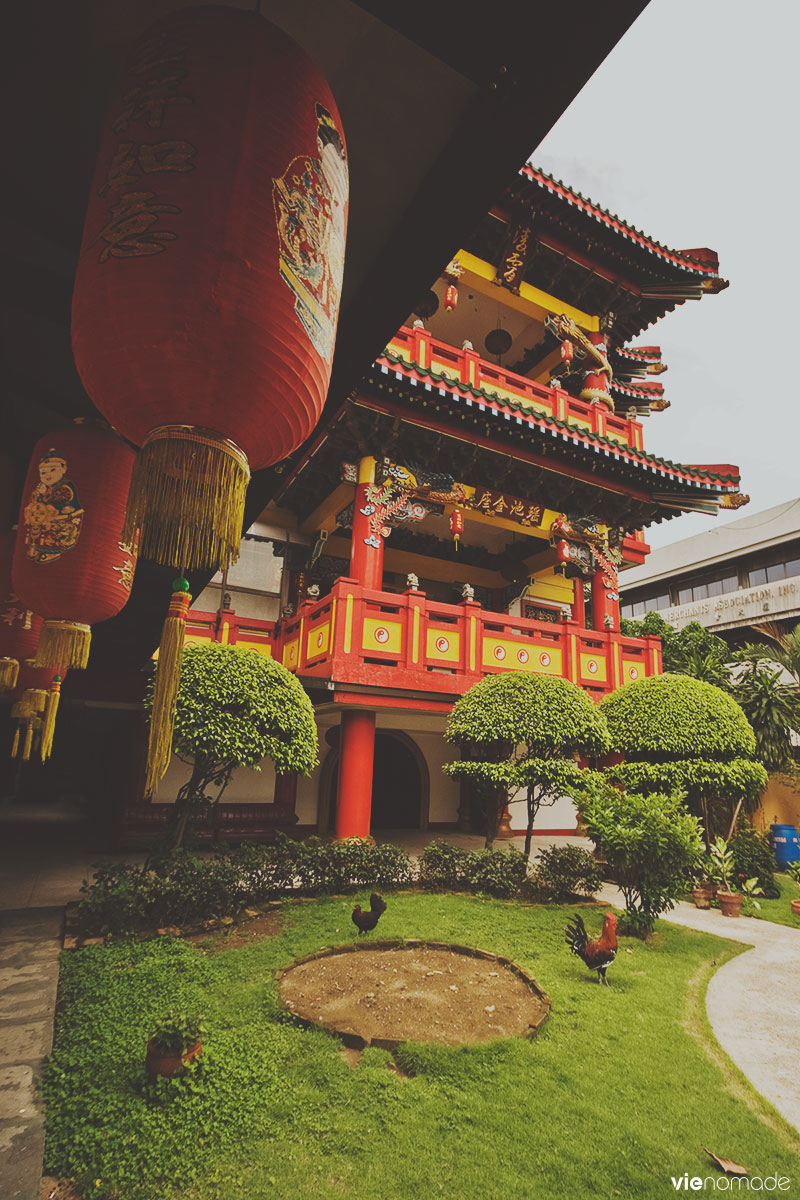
[77,837,538,937]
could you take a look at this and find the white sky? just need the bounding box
[534,0,799,549]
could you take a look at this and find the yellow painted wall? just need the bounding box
[753,775,800,834]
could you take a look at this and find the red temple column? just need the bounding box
[572,578,586,628]
[580,330,613,412]
[335,709,376,839]
[591,569,619,632]
[349,456,384,590]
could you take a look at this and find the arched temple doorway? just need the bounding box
[318,729,429,834]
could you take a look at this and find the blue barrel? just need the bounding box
[770,824,800,869]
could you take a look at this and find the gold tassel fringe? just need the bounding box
[0,658,19,691]
[144,582,192,796]
[35,621,91,670]
[10,727,20,758]
[14,689,48,717]
[40,676,62,763]
[123,425,250,572]
[22,723,34,762]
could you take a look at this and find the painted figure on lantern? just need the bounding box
[273,102,348,362]
[22,450,83,563]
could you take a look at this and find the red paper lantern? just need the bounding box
[71,7,348,572]
[443,284,458,312]
[12,425,137,670]
[560,339,574,366]
[450,508,465,549]
[0,530,42,691]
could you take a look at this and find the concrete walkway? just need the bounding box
[597,884,800,1136]
[0,908,62,1200]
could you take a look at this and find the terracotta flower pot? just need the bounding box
[691,887,712,909]
[145,1038,203,1082]
[717,891,743,918]
[790,899,800,917]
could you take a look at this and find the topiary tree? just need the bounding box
[443,672,610,853]
[579,779,704,935]
[600,674,768,844]
[146,643,318,848]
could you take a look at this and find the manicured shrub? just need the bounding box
[417,840,468,890]
[532,844,603,902]
[579,781,703,935]
[76,836,414,937]
[462,846,528,898]
[729,824,779,898]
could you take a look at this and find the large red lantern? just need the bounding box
[0,530,42,691]
[71,6,348,573]
[450,508,465,549]
[12,425,137,671]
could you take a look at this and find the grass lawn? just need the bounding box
[748,872,800,928]
[44,894,800,1200]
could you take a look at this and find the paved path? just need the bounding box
[0,908,62,1200]
[597,885,800,1136]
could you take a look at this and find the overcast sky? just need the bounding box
[534,0,799,550]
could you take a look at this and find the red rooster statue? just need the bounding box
[565,912,618,985]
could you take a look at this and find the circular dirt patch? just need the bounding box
[277,940,550,1048]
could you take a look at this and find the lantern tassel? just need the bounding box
[144,579,192,796]
[22,723,34,762]
[123,426,250,572]
[10,727,20,759]
[40,676,62,763]
[0,658,19,691]
[35,620,91,670]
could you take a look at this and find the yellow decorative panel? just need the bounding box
[306,622,330,660]
[580,653,607,683]
[283,638,300,670]
[363,618,403,654]
[528,571,573,604]
[622,659,645,684]
[426,628,461,662]
[483,638,562,675]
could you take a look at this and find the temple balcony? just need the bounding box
[185,577,662,709]
[383,324,645,449]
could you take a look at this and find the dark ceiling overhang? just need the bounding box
[1,0,649,674]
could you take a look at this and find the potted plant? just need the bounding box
[689,852,714,908]
[709,837,742,917]
[145,1012,204,1082]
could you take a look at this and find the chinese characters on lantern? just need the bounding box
[93,30,195,261]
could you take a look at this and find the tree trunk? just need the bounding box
[171,757,209,850]
[524,786,535,862]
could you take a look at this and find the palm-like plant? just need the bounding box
[732,661,800,772]
[738,621,800,684]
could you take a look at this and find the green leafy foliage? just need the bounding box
[444,673,609,849]
[76,836,413,937]
[732,662,800,771]
[707,836,736,892]
[532,844,603,902]
[145,644,319,847]
[605,759,768,809]
[154,643,319,774]
[149,1012,204,1054]
[620,614,731,687]
[601,673,755,761]
[444,672,610,757]
[416,839,527,898]
[579,780,703,932]
[729,824,779,898]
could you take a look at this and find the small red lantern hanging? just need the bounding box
[560,340,574,367]
[12,424,137,672]
[450,508,465,550]
[0,530,42,692]
[443,283,458,312]
[71,6,348,575]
